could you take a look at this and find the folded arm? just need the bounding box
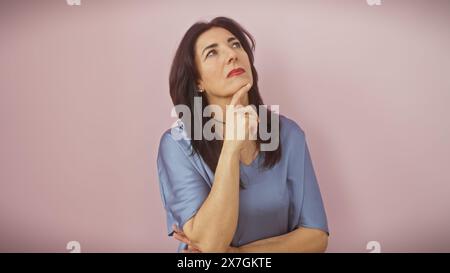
[233,227,328,253]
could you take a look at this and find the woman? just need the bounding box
[157,17,329,253]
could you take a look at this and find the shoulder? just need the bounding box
[158,120,192,158]
[279,114,306,147]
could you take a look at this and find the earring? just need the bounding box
[198,88,204,93]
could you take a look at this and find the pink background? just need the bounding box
[1,0,449,252]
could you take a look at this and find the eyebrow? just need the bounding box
[201,37,238,57]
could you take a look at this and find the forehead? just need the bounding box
[195,27,235,51]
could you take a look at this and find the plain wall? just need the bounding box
[1,0,449,252]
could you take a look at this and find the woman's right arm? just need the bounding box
[182,83,256,253]
[182,142,241,253]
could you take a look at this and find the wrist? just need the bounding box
[222,141,241,157]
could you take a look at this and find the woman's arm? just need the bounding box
[183,84,258,252]
[182,143,241,253]
[182,85,255,253]
[231,227,328,253]
[176,226,328,253]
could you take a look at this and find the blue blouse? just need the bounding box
[156,114,329,252]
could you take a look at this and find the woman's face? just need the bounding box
[195,27,253,102]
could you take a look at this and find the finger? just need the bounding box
[246,106,260,124]
[187,245,202,253]
[247,105,259,119]
[172,224,186,236]
[175,231,191,243]
[234,105,259,120]
[174,235,191,246]
[226,104,243,118]
[173,233,191,245]
[179,234,191,244]
[232,104,256,113]
[233,107,258,126]
[234,106,258,138]
[229,83,251,107]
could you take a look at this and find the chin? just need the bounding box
[230,78,252,87]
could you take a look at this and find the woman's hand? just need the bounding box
[223,83,259,154]
[173,224,240,253]
[172,224,202,253]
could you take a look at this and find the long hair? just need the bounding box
[169,17,282,187]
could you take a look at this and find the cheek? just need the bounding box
[240,55,252,75]
[203,65,223,85]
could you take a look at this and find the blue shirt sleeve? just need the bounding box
[299,143,329,235]
[287,125,329,236]
[156,131,210,237]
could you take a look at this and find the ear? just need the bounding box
[196,79,205,93]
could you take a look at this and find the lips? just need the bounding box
[227,67,245,78]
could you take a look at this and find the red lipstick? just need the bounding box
[227,67,245,78]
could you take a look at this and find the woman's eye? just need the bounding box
[205,43,240,59]
[206,50,217,58]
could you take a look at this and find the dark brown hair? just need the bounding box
[169,17,282,186]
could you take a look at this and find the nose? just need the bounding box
[226,47,238,64]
